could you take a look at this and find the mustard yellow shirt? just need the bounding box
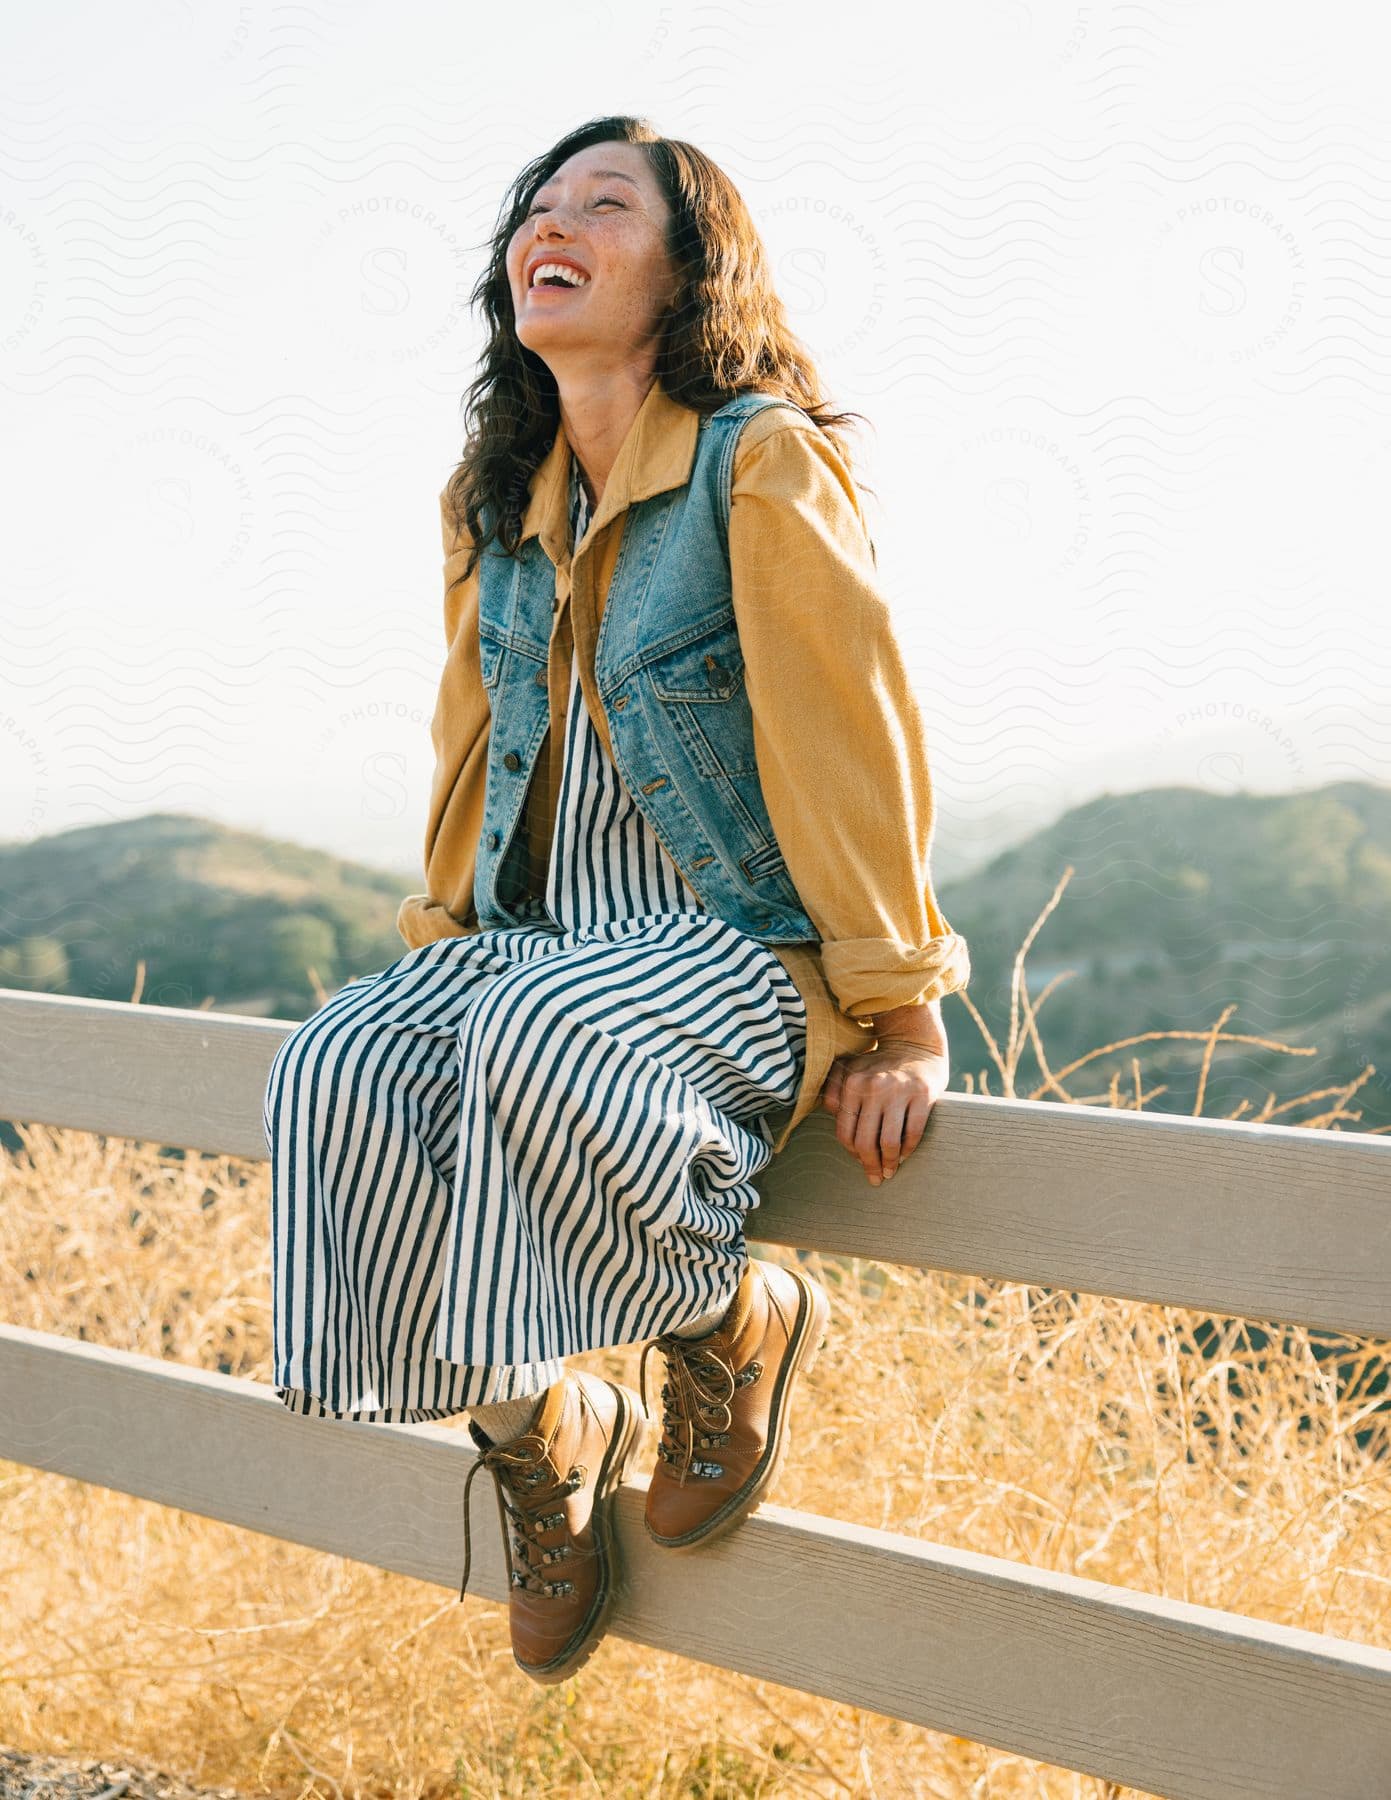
[396,381,971,1154]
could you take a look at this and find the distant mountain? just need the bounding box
[936,782,1391,1130]
[0,812,414,1018]
[2,787,1388,1131]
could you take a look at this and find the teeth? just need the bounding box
[530,262,589,288]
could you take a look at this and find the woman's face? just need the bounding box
[506,141,679,371]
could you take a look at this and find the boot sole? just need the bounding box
[644,1266,830,1552]
[514,1379,648,1684]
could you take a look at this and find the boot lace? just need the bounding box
[639,1332,763,1485]
[458,1433,587,1605]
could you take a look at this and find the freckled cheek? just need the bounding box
[505,234,530,285]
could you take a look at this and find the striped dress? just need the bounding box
[262,457,808,1421]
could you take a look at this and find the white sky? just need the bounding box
[3,0,1389,883]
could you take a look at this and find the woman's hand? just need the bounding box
[819,1022,950,1187]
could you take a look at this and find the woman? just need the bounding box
[263,115,969,1685]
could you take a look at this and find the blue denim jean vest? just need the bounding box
[471,390,820,945]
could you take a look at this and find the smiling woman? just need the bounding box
[263,113,969,1687]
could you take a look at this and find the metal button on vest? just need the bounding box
[534,667,547,687]
[612,694,629,710]
[502,751,521,770]
[704,655,735,696]
[486,831,500,849]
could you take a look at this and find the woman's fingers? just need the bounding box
[877,1097,911,1180]
[851,1081,940,1184]
[841,1082,887,1183]
[900,1093,935,1161]
[823,1054,946,1187]
[855,1094,911,1184]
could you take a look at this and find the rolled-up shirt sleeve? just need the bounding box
[729,416,971,1021]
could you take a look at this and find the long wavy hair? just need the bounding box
[446,114,870,575]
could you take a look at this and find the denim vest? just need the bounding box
[472,391,820,945]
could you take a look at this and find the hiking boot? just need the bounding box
[639,1257,830,1550]
[458,1372,649,1682]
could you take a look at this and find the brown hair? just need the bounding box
[446,114,870,576]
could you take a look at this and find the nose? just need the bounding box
[518,198,577,283]
[522,213,567,273]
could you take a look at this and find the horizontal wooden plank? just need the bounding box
[2,1324,1388,1800]
[0,989,285,1163]
[3,989,1389,1334]
[756,1090,1391,1337]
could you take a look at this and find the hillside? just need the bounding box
[0,812,413,1019]
[937,781,1391,1129]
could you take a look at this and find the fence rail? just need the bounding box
[2,988,1390,1800]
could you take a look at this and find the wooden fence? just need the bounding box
[2,987,1389,1800]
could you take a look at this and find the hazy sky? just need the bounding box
[4,0,1389,882]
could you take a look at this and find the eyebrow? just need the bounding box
[534,169,642,193]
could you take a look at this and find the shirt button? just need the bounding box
[502,751,521,770]
[486,831,500,849]
[534,667,547,687]
[612,694,629,710]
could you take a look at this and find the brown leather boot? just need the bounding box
[458,1372,649,1682]
[639,1257,830,1550]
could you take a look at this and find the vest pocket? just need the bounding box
[642,616,759,779]
[739,837,805,912]
[741,838,789,883]
[646,615,746,702]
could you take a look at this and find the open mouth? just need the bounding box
[528,262,590,291]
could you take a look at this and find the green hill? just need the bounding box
[936,781,1391,1130]
[0,812,414,1019]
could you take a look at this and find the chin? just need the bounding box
[517,318,587,356]
[516,323,556,357]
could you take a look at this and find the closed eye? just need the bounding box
[525,195,626,218]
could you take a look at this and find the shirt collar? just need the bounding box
[520,379,703,567]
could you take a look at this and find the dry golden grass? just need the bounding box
[2,877,1388,1798]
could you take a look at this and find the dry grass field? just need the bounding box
[3,891,1388,1797]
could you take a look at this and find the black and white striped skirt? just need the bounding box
[262,910,807,1421]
